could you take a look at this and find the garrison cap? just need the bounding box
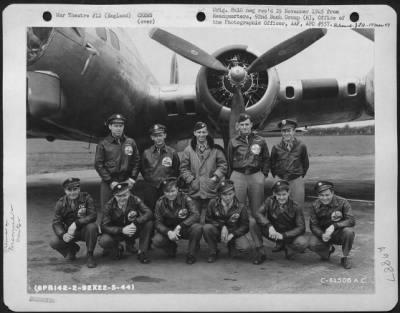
[238,113,252,123]
[194,121,207,131]
[63,177,80,189]
[149,124,166,135]
[278,119,298,130]
[272,180,290,193]
[218,180,235,194]
[314,181,334,194]
[106,113,126,126]
[161,177,178,191]
[112,182,130,195]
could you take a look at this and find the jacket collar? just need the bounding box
[62,192,86,207]
[161,192,184,210]
[105,133,126,144]
[152,144,167,153]
[215,197,240,215]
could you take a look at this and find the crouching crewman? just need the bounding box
[203,180,251,263]
[50,178,98,268]
[252,180,308,265]
[309,181,356,269]
[99,183,153,263]
[153,177,202,265]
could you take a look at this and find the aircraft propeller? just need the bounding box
[150,27,327,138]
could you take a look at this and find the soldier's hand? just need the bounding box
[174,225,181,236]
[221,226,229,243]
[68,222,77,235]
[128,178,136,189]
[130,223,137,235]
[168,230,179,241]
[322,233,331,242]
[325,225,335,235]
[110,181,119,190]
[122,225,135,237]
[210,175,218,182]
[276,232,283,240]
[269,226,277,239]
[227,233,234,242]
[63,233,74,243]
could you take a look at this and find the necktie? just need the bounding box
[287,143,292,151]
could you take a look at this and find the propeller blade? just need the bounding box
[247,28,327,74]
[149,28,228,72]
[229,87,245,138]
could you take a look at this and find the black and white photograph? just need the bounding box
[3,4,397,311]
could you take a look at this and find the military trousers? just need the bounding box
[192,198,211,225]
[309,227,355,258]
[153,223,203,256]
[99,220,153,253]
[50,223,98,257]
[249,219,308,255]
[202,223,251,255]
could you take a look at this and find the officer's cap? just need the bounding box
[106,113,126,126]
[63,177,80,189]
[314,181,334,194]
[218,180,235,194]
[149,124,166,135]
[278,119,298,130]
[238,113,252,123]
[112,182,130,195]
[272,180,290,193]
[161,177,178,192]
[194,121,207,131]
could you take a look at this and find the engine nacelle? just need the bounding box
[196,45,280,128]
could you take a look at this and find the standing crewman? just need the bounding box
[203,180,252,263]
[180,121,227,224]
[140,124,180,211]
[251,180,308,264]
[153,177,202,265]
[309,181,356,269]
[227,113,270,215]
[95,113,140,210]
[50,178,98,268]
[99,182,153,263]
[270,119,309,208]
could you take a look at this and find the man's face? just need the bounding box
[109,122,125,137]
[193,127,208,144]
[318,189,334,205]
[65,186,80,200]
[274,190,290,205]
[281,127,295,142]
[151,132,167,146]
[221,189,235,205]
[115,190,130,207]
[238,119,252,136]
[164,186,179,201]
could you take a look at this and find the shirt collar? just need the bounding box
[152,144,166,153]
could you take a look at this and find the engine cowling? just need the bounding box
[196,45,280,128]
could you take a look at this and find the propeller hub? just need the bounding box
[229,66,247,85]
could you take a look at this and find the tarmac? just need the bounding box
[26,155,375,294]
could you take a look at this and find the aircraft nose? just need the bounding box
[27,27,54,65]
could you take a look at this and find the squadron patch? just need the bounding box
[230,213,240,223]
[127,210,138,222]
[178,208,188,219]
[250,144,261,155]
[77,204,86,217]
[162,156,172,167]
[124,145,133,156]
[331,210,343,222]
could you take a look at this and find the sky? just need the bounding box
[127,27,374,126]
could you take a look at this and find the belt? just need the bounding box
[234,167,260,175]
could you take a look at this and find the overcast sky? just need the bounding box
[128,27,374,126]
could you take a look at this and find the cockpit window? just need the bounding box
[109,30,120,50]
[96,28,107,41]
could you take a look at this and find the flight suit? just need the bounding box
[253,196,308,256]
[309,195,356,258]
[99,194,153,254]
[153,192,202,256]
[270,138,309,208]
[95,134,140,209]
[50,192,98,257]
[203,197,251,255]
